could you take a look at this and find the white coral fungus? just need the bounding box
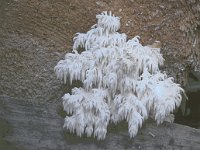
[55,11,185,140]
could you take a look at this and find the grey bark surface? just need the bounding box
[1,95,200,150]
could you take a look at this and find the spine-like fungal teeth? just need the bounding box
[54,11,185,140]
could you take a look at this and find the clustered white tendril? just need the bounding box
[55,11,185,140]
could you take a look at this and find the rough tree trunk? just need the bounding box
[1,95,200,150]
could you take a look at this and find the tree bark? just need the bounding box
[1,95,200,150]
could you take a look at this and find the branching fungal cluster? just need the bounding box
[55,11,184,140]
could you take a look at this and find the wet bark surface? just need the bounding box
[0,0,200,149]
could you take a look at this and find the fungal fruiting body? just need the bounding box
[55,11,184,140]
